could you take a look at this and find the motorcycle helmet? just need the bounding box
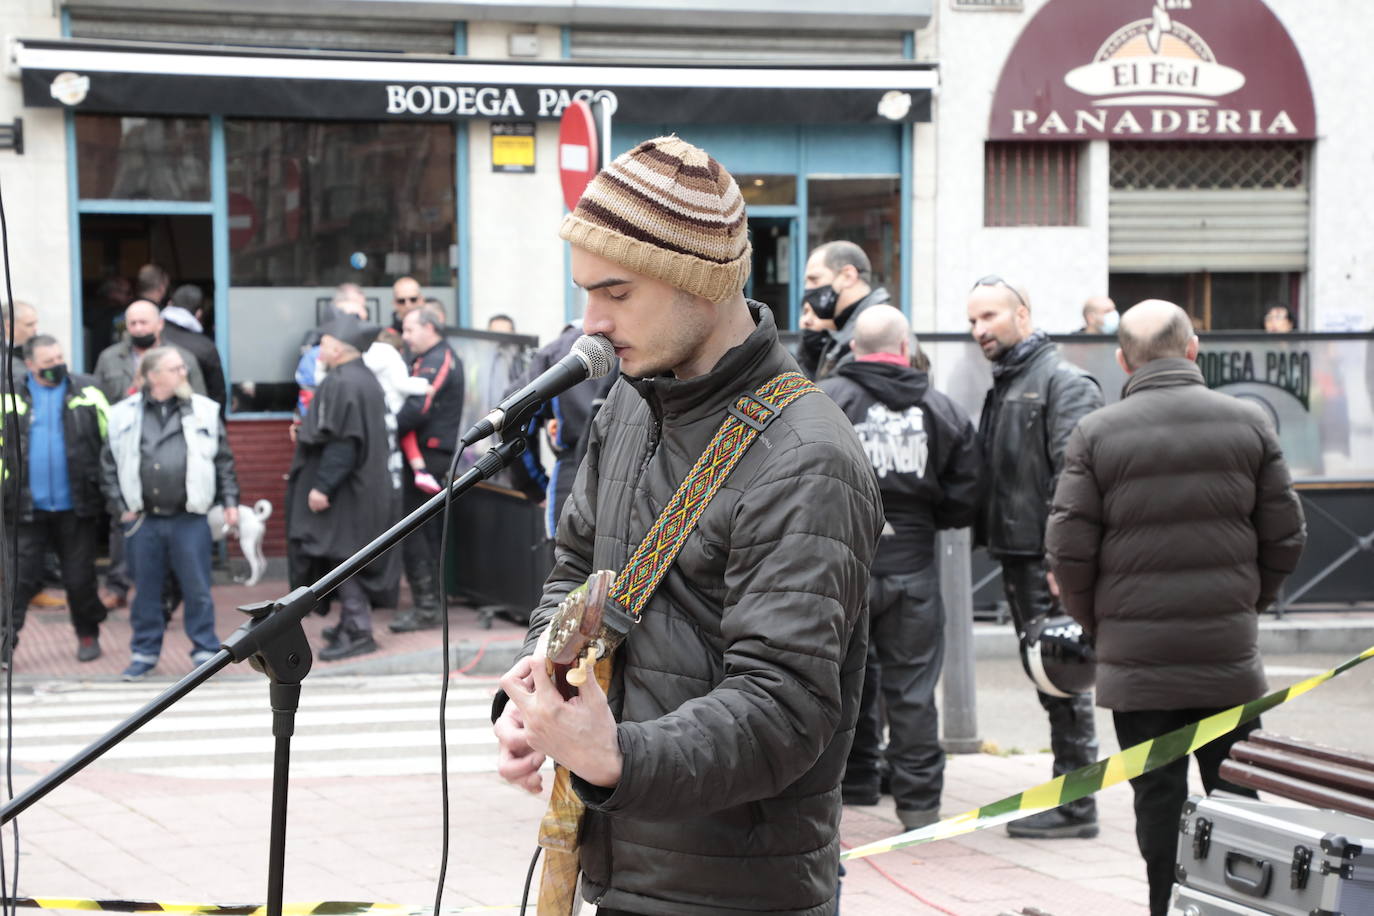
[1019,613,1096,698]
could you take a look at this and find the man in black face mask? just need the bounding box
[93,300,207,406]
[0,335,113,664]
[796,240,890,380]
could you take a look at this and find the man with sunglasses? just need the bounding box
[967,275,1104,839]
[390,276,425,337]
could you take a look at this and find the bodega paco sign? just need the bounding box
[988,0,1316,141]
[1197,346,1311,439]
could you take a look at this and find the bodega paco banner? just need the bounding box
[16,38,936,125]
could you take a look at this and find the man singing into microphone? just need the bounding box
[493,136,882,915]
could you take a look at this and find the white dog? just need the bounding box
[207,499,273,586]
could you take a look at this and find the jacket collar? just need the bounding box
[627,302,790,426]
[1123,357,1205,398]
[992,332,1054,381]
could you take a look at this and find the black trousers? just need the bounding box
[400,448,452,608]
[845,568,945,814]
[9,510,107,640]
[1113,708,1261,916]
[1000,556,1098,819]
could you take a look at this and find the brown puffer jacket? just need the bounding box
[520,305,883,915]
[1045,358,1306,712]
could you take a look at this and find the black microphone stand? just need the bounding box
[0,434,527,916]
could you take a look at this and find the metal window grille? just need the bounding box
[984,142,1081,227]
[1110,142,1308,190]
[952,0,1022,9]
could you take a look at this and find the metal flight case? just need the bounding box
[1175,795,1374,915]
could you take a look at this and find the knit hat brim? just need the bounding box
[560,212,752,304]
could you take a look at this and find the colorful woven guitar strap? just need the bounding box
[608,369,820,619]
[535,369,819,916]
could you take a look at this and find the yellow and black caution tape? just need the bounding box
[844,642,1374,861]
[6,901,518,915]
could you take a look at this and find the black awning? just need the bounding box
[19,38,936,124]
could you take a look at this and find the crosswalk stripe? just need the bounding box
[5,675,508,781]
[4,703,495,739]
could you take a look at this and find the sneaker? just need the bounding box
[1006,808,1099,839]
[122,660,157,682]
[99,588,127,610]
[30,591,67,609]
[318,629,378,662]
[321,622,342,645]
[76,636,101,663]
[191,650,218,666]
[413,470,443,495]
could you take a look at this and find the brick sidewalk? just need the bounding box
[8,580,1157,914]
[9,736,1149,916]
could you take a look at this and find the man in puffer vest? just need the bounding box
[100,346,240,681]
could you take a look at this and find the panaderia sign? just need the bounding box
[988,0,1315,141]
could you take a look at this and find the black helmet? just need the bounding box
[1019,614,1096,698]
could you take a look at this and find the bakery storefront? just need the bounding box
[985,0,1316,329]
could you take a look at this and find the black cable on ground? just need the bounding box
[430,439,467,916]
[519,845,541,915]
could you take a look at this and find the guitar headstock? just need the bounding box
[545,569,616,698]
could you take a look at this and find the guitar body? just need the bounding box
[537,569,622,916]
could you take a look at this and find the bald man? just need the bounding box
[820,305,980,828]
[1076,296,1118,334]
[93,300,206,405]
[4,301,39,382]
[390,276,424,336]
[1046,300,1306,916]
[967,275,1104,839]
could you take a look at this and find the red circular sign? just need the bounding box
[558,100,599,212]
[228,192,257,251]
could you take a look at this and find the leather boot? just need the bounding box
[389,605,444,633]
[319,627,378,662]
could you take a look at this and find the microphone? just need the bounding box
[462,333,616,446]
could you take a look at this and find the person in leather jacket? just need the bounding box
[968,275,1104,839]
[796,240,891,381]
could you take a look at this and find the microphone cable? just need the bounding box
[0,165,22,916]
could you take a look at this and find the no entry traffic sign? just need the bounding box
[558,99,599,212]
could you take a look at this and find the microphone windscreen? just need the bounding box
[572,334,616,380]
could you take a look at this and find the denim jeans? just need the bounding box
[125,513,219,663]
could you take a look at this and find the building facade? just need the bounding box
[0,0,1369,414]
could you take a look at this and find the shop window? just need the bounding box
[984,142,1081,227]
[225,120,456,413]
[807,177,902,310]
[75,115,210,200]
[736,175,796,207]
[226,120,455,287]
[1109,271,1300,331]
[1110,142,1307,190]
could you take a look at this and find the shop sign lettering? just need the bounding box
[384,85,619,120]
[1197,349,1310,410]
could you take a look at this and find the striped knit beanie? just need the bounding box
[559,136,752,303]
